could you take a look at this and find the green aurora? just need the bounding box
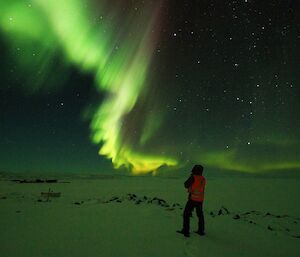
[0,0,299,174]
[0,0,178,174]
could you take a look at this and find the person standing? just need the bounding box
[177,165,206,237]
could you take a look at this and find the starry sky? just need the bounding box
[0,0,299,175]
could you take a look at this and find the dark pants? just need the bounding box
[183,200,205,233]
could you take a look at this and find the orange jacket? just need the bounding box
[188,175,206,202]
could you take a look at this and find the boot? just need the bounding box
[195,230,205,236]
[176,229,190,237]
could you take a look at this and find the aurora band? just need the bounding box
[0,0,178,174]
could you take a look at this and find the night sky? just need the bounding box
[0,0,299,175]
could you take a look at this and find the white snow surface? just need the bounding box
[0,172,299,257]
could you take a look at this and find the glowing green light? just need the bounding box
[0,0,178,174]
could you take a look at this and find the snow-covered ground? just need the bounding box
[0,172,299,257]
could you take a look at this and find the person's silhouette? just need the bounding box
[177,165,206,237]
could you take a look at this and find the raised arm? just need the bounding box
[184,174,194,188]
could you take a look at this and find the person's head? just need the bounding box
[191,164,204,175]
